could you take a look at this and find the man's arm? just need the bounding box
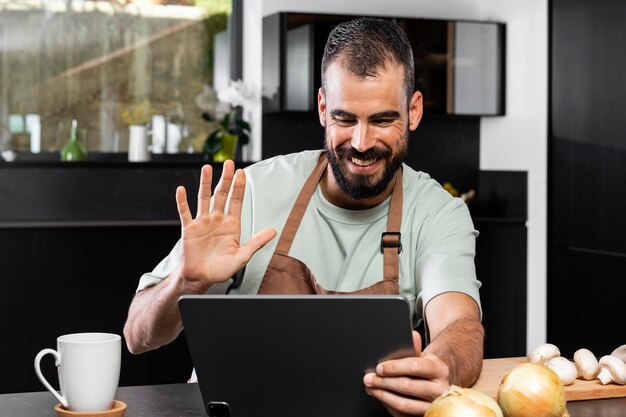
[124,269,196,354]
[422,291,484,387]
[363,291,484,416]
[124,162,276,354]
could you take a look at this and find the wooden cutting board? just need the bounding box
[471,357,626,401]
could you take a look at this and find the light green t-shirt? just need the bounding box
[137,150,481,325]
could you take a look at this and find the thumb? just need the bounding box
[412,330,423,356]
[237,227,277,265]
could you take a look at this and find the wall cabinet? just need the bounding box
[263,12,505,116]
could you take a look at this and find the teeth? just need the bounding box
[351,157,376,167]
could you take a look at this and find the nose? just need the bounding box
[350,123,375,153]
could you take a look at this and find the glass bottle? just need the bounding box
[60,119,87,162]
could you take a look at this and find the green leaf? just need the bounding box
[232,120,250,136]
[203,130,223,155]
[238,132,250,146]
[237,119,251,132]
[221,112,231,130]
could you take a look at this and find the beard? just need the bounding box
[324,132,408,200]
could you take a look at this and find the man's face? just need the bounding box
[318,61,422,201]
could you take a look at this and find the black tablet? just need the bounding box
[179,295,414,417]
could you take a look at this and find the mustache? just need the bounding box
[334,146,392,160]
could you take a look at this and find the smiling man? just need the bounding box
[124,18,484,416]
[320,60,416,209]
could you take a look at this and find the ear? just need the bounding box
[317,87,326,127]
[408,91,423,131]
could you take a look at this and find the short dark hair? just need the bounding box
[321,17,415,103]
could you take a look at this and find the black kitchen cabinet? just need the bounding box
[473,171,528,358]
[0,161,210,393]
[0,225,192,393]
[550,0,626,355]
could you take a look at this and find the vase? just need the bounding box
[128,125,150,162]
[212,133,238,162]
[60,120,86,162]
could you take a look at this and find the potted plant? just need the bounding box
[196,80,251,162]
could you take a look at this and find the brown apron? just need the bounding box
[257,153,403,295]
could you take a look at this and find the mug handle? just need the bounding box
[34,348,68,408]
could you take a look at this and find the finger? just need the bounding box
[377,356,447,380]
[365,387,431,416]
[224,169,246,218]
[412,330,422,356]
[363,372,445,401]
[236,228,277,266]
[211,160,235,214]
[176,186,192,227]
[196,165,213,218]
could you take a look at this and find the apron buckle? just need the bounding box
[381,232,402,254]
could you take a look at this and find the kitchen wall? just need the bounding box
[242,0,548,351]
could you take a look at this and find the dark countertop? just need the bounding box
[0,384,204,417]
[0,159,252,227]
[0,152,209,165]
[1,383,625,417]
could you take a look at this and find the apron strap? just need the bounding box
[273,153,328,255]
[382,170,403,282]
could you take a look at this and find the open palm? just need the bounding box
[175,160,276,294]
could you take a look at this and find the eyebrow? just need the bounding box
[329,109,401,120]
[330,109,357,119]
[369,110,401,120]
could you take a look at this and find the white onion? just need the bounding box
[497,363,569,417]
[425,385,503,417]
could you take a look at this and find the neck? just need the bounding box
[319,168,397,210]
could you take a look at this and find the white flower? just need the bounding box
[215,101,230,120]
[195,85,217,113]
[217,79,252,108]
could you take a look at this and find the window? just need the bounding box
[0,0,237,155]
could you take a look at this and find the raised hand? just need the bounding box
[174,160,277,294]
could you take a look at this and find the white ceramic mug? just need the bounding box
[34,333,121,412]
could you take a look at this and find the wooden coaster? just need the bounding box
[54,400,126,417]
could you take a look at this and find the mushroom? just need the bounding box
[597,355,626,385]
[573,348,600,380]
[610,344,626,364]
[528,343,561,364]
[545,356,577,385]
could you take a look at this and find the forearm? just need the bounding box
[423,318,484,387]
[123,271,205,354]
